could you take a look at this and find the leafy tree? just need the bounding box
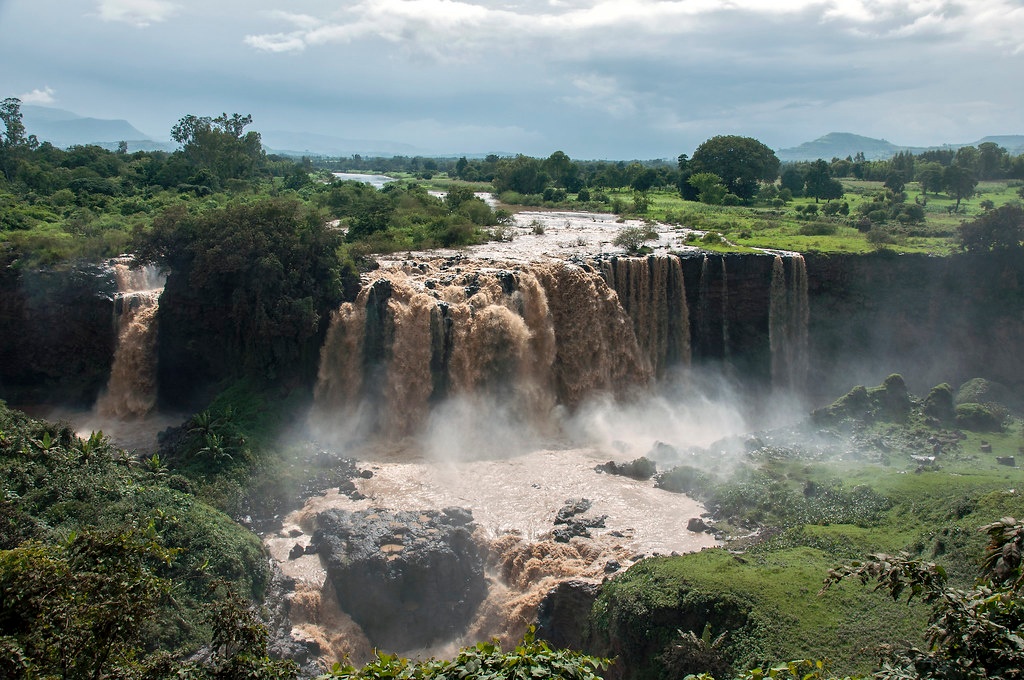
[915,161,945,196]
[0,98,39,183]
[943,165,978,211]
[493,155,548,194]
[613,225,658,254]
[0,529,175,679]
[689,172,728,205]
[133,197,344,385]
[170,112,265,184]
[631,167,659,192]
[977,142,1007,180]
[803,160,843,203]
[780,167,805,197]
[958,205,1024,252]
[689,136,780,200]
[883,171,906,194]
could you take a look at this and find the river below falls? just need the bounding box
[264,442,718,665]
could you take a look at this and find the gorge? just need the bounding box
[2,214,1024,674]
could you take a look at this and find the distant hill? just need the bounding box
[776,133,920,162]
[777,132,1024,162]
[20,105,172,151]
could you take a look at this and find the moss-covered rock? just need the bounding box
[923,383,955,422]
[955,402,1006,432]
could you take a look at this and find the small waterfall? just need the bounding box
[768,254,809,392]
[96,260,165,417]
[695,254,729,361]
[600,255,690,376]
[310,261,650,442]
[720,256,730,359]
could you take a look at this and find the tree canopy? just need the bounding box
[688,135,780,200]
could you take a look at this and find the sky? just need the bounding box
[1,0,1023,159]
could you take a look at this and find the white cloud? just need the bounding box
[96,0,178,27]
[242,0,1024,58]
[18,86,57,105]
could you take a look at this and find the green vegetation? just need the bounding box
[318,628,609,680]
[0,400,294,678]
[604,375,1024,679]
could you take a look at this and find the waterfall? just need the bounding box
[720,256,730,359]
[96,260,165,417]
[600,255,690,377]
[310,260,650,442]
[768,254,809,392]
[695,254,729,361]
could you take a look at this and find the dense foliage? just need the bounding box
[134,197,346,387]
[0,401,292,677]
[318,628,609,680]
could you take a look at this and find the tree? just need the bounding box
[780,167,805,197]
[943,164,978,211]
[688,135,780,200]
[170,112,264,183]
[915,161,945,196]
[803,160,833,203]
[688,172,727,205]
[0,529,175,679]
[0,98,39,183]
[133,197,345,384]
[493,155,548,194]
[978,142,1007,180]
[958,205,1024,252]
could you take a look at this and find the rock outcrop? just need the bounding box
[312,507,487,650]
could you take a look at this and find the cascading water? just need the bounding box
[768,253,810,392]
[310,259,652,445]
[284,248,795,667]
[599,255,691,377]
[95,259,165,418]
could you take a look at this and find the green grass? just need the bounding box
[584,179,1022,255]
[593,547,928,678]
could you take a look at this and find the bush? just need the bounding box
[613,225,658,254]
[799,221,837,236]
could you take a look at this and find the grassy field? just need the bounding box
[534,178,1024,255]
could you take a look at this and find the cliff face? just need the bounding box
[0,263,116,407]
[2,251,1022,412]
[804,251,1024,400]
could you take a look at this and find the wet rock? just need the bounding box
[536,580,602,650]
[288,544,305,560]
[594,456,657,480]
[555,498,593,524]
[604,559,621,573]
[312,507,486,651]
[687,517,711,533]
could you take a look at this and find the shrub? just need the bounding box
[799,221,837,236]
[614,225,658,254]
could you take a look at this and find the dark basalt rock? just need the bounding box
[595,456,657,480]
[312,506,486,651]
[536,580,601,650]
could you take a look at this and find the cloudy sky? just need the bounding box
[1,0,1022,158]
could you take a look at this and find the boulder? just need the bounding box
[312,507,486,651]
